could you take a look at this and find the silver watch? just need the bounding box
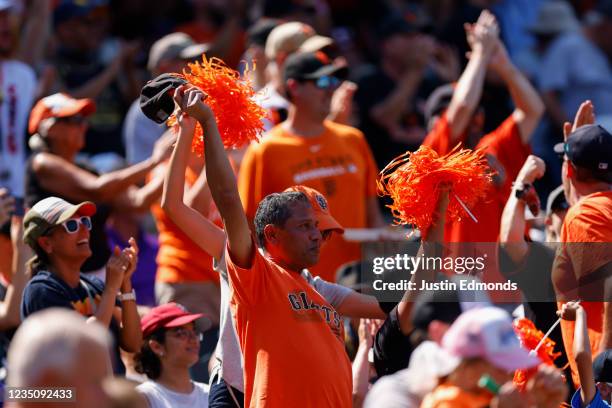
[117,289,136,302]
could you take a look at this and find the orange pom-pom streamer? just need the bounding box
[377,145,492,235]
[512,318,561,390]
[167,56,267,155]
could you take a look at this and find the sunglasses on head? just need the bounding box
[55,115,86,125]
[57,216,92,234]
[303,75,342,90]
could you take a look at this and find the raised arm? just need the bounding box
[0,217,33,330]
[172,86,253,267]
[560,302,596,405]
[500,155,545,263]
[445,10,498,141]
[488,39,544,144]
[396,186,450,334]
[160,114,225,261]
[32,132,174,203]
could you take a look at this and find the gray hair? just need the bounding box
[7,308,112,387]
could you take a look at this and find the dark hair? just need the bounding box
[254,192,309,248]
[134,329,166,380]
[28,242,51,275]
[572,162,612,184]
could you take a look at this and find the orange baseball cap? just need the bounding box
[28,93,96,134]
[284,185,344,234]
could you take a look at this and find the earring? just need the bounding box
[159,352,164,357]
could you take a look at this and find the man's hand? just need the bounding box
[557,301,582,321]
[526,365,568,408]
[329,81,357,125]
[173,85,215,126]
[516,155,546,185]
[563,100,596,140]
[466,10,499,58]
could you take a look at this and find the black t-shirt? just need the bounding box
[373,305,414,377]
[353,64,442,168]
[54,47,127,156]
[20,270,125,374]
[25,154,112,272]
[498,242,567,368]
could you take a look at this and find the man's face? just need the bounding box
[292,77,338,121]
[561,158,574,206]
[270,201,322,270]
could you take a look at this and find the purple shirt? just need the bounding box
[106,227,158,306]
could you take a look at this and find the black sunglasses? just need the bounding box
[56,115,87,125]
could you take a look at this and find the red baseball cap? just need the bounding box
[141,303,203,337]
[284,185,344,234]
[28,93,96,134]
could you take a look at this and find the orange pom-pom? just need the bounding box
[377,145,492,235]
[167,56,267,155]
[512,318,561,390]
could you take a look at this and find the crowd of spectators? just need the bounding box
[0,0,611,407]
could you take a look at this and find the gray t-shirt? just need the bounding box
[538,31,612,118]
[136,380,209,408]
[212,251,352,391]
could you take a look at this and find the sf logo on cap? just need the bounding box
[315,194,328,210]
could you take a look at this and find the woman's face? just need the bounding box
[41,215,92,262]
[161,323,201,368]
[46,116,88,153]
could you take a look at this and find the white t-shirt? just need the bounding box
[136,381,209,408]
[0,60,37,198]
[122,99,166,165]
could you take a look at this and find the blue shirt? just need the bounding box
[572,388,612,408]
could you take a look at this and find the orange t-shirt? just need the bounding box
[225,243,352,408]
[420,383,492,408]
[554,191,612,386]
[423,115,530,301]
[424,114,530,243]
[151,165,220,284]
[238,120,379,281]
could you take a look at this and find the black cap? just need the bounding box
[247,19,279,47]
[140,73,187,124]
[54,0,94,26]
[411,285,463,331]
[593,349,612,382]
[545,185,569,217]
[283,52,348,83]
[554,124,612,182]
[377,13,418,40]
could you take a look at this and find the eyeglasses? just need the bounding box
[58,216,92,234]
[303,75,342,90]
[55,115,86,125]
[168,327,203,342]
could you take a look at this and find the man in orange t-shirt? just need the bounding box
[173,85,352,407]
[422,11,543,244]
[239,51,385,282]
[551,108,612,386]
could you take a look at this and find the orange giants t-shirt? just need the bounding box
[225,243,352,408]
[554,191,612,386]
[238,120,379,281]
[421,383,492,408]
[151,164,219,284]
